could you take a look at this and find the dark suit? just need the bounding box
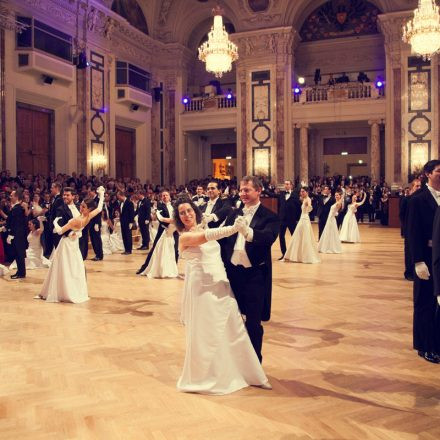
[46,194,64,254]
[136,197,151,248]
[433,205,440,299]
[200,197,232,228]
[119,197,135,253]
[137,202,179,273]
[317,195,335,238]
[6,203,28,276]
[399,195,413,279]
[220,204,280,362]
[407,185,439,353]
[278,191,301,256]
[89,195,103,259]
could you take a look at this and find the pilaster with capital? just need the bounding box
[369,119,381,182]
[299,123,309,183]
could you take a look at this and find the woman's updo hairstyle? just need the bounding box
[173,195,202,231]
[83,198,97,211]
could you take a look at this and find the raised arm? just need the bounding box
[356,192,367,207]
[36,216,45,236]
[88,186,105,220]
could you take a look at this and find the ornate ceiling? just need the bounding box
[107,0,418,49]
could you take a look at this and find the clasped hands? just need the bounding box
[234,215,250,236]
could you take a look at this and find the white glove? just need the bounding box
[53,217,61,232]
[94,224,99,232]
[203,213,216,224]
[415,262,430,280]
[145,220,149,225]
[235,216,250,236]
[54,223,63,235]
[97,186,105,196]
[0,226,5,233]
[37,216,46,222]
[156,210,165,222]
[205,223,239,241]
[129,223,133,230]
[6,235,13,245]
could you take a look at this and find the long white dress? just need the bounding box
[109,219,124,253]
[177,239,268,395]
[318,203,342,254]
[39,230,89,303]
[101,221,113,255]
[284,199,320,263]
[339,204,361,243]
[140,226,178,279]
[10,232,50,270]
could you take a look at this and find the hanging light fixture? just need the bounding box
[402,0,440,60]
[198,5,238,78]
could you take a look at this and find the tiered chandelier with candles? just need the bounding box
[403,0,440,60]
[198,5,238,78]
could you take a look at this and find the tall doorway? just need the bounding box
[16,103,54,175]
[115,126,136,178]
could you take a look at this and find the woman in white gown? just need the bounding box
[339,192,367,243]
[284,188,320,263]
[108,210,124,253]
[318,192,343,254]
[140,209,178,279]
[10,217,50,270]
[100,211,113,255]
[37,187,104,303]
[174,197,270,395]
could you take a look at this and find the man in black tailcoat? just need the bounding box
[317,185,335,239]
[219,176,280,364]
[88,187,103,261]
[432,205,440,328]
[277,180,301,259]
[135,190,151,250]
[117,190,135,255]
[200,180,231,228]
[407,160,440,363]
[6,190,28,279]
[45,182,63,257]
[136,190,179,274]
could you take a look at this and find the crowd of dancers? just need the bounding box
[1,166,439,394]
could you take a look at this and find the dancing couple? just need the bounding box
[175,176,280,395]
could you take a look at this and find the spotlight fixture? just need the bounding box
[341,151,348,156]
[298,77,305,85]
[375,79,384,88]
[182,97,190,105]
[130,103,139,111]
[226,92,233,99]
[76,49,89,69]
[293,86,301,95]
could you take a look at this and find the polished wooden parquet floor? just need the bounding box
[1,225,440,440]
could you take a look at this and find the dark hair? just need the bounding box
[240,175,262,191]
[207,180,219,189]
[300,186,309,195]
[52,182,61,190]
[30,218,40,230]
[173,196,202,232]
[82,198,96,210]
[63,186,76,195]
[423,160,440,176]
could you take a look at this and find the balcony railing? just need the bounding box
[293,83,385,104]
[184,95,237,112]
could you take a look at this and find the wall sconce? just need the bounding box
[91,153,107,169]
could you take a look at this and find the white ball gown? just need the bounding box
[140,225,178,279]
[284,198,320,263]
[100,221,113,255]
[10,231,50,270]
[318,202,342,254]
[339,204,361,243]
[177,239,268,395]
[109,219,124,253]
[39,230,89,303]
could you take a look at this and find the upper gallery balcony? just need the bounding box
[292,82,386,123]
[183,95,237,112]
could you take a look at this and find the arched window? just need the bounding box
[111,0,148,35]
[300,0,381,42]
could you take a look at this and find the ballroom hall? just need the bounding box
[0,0,440,439]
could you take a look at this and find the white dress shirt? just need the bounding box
[285,191,291,200]
[204,197,219,216]
[231,202,260,268]
[427,185,440,206]
[68,203,80,218]
[166,202,174,217]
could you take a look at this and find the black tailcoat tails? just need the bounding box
[407,185,440,353]
[6,203,28,276]
[219,204,280,363]
[89,195,103,259]
[278,191,301,256]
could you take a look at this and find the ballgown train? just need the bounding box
[284,199,320,263]
[10,231,50,270]
[339,204,361,243]
[318,202,342,254]
[101,221,113,255]
[109,219,124,253]
[177,239,268,395]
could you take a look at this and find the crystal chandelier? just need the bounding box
[403,0,440,60]
[198,5,238,78]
